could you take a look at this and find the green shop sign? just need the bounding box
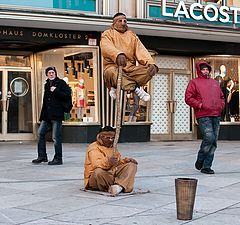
[149,0,240,27]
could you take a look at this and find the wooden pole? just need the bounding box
[113,66,123,153]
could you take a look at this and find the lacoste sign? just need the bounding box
[162,0,240,24]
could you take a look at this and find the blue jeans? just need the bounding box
[37,120,62,159]
[197,116,220,169]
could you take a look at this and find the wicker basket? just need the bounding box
[175,178,198,220]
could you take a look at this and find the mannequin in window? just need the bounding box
[222,79,234,121]
[215,65,227,89]
[220,65,226,77]
[217,65,230,121]
[227,83,239,122]
[214,71,223,87]
[75,78,85,120]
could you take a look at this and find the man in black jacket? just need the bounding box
[32,66,71,165]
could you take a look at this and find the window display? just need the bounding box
[35,46,99,124]
[195,56,240,122]
[123,85,150,123]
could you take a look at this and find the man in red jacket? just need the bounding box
[185,61,225,174]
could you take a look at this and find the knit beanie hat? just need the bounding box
[45,66,57,76]
[199,63,209,71]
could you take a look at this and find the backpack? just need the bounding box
[62,85,73,113]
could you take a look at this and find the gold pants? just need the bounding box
[104,65,152,91]
[88,162,137,193]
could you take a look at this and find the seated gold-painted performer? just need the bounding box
[84,126,138,196]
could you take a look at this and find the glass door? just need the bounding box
[151,69,193,140]
[0,68,34,140]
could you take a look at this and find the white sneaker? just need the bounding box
[135,87,150,102]
[109,87,116,99]
[108,184,123,196]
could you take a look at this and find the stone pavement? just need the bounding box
[0,140,240,225]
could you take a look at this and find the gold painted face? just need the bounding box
[113,15,128,33]
[99,131,115,148]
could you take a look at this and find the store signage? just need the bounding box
[32,31,83,40]
[0,27,99,44]
[162,0,240,24]
[0,28,87,40]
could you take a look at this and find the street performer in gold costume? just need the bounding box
[84,126,138,196]
[100,12,158,101]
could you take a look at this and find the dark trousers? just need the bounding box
[197,116,220,169]
[37,120,62,159]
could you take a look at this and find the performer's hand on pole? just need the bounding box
[108,155,119,166]
[148,64,158,78]
[124,157,138,165]
[116,54,127,67]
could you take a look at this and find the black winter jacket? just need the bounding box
[40,77,71,121]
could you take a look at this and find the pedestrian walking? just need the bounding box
[185,61,225,174]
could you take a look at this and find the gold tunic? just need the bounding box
[84,141,124,189]
[100,28,156,73]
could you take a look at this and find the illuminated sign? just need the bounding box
[162,0,240,24]
[0,27,99,46]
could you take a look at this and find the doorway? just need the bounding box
[0,67,34,140]
[151,56,194,141]
[151,69,193,140]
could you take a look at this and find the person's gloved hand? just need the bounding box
[108,155,119,166]
[148,64,158,77]
[109,87,117,99]
[116,54,127,67]
[124,157,138,165]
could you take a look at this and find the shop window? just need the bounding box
[123,84,150,123]
[53,0,97,12]
[0,0,97,13]
[64,51,97,123]
[202,0,222,4]
[148,5,161,18]
[195,56,240,123]
[226,0,240,7]
[0,56,30,67]
[35,46,99,124]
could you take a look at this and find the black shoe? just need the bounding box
[32,157,48,164]
[48,158,63,165]
[201,168,215,174]
[195,160,203,170]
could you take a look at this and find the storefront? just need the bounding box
[1,1,240,142]
[0,26,102,142]
[148,53,240,141]
[141,0,240,141]
[0,25,152,143]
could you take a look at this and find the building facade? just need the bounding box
[0,0,240,142]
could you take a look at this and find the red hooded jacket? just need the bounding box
[185,61,225,119]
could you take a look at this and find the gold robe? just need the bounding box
[100,28,156,73]
[84,141,124,189]
[100,28,157,90]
